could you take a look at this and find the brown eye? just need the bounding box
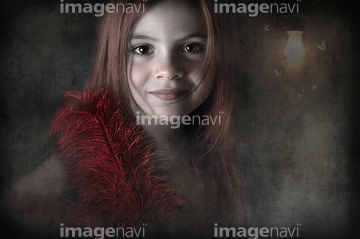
[182,43,204,53]
[132,45,153,55]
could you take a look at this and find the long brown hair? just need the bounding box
[87,0,246,224]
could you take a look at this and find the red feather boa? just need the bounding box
[49,88,186,230]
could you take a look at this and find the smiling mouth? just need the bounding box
[150,89,189,101]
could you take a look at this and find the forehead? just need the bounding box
[131,0,206,39]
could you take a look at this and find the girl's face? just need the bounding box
[127,0,214,119]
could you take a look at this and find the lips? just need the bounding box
[150,89,189,101]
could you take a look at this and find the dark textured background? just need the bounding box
[1,0,359,238]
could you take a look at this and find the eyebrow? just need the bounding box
[130,32,207,42]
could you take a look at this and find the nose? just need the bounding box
[154,54,184,81]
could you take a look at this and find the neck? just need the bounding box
[131,106,189,157]
[143,123,187,154]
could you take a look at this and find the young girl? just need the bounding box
[12,0,246,237]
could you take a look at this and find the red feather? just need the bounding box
[49,88,185,228]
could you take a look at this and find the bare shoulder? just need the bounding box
[12,153,67,197]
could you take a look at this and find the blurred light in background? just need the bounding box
[284,30,306,69]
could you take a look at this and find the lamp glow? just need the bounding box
[284,30,305,68]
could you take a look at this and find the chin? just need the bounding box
[149,103,187,117]
[153,110,186,119]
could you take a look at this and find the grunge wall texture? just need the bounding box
[1,0,359,238]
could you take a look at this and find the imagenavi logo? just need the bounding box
[136,111,224,129]
[214,223,302,238]
[60,223,147,238]
[214,0,302,17]
[60,0,147,17]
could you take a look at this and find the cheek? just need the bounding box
[189,68,214,100]
[128,63,150,92]
[196,79,214,105]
